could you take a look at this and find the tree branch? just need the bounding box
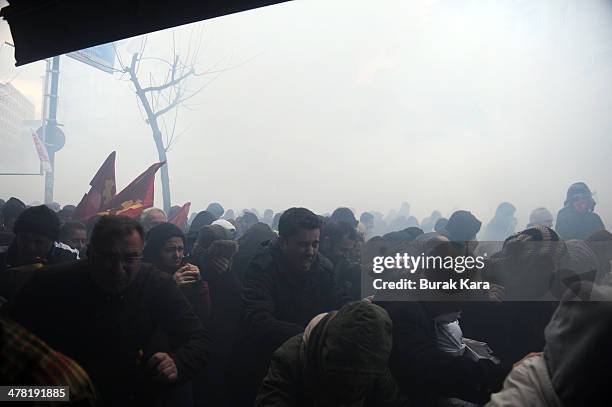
[154,88,183,118]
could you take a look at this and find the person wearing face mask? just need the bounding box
[555,182,605,240]
[256,301,407,407]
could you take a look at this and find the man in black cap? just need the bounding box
[445,210,482,242]
[0,205,79,304]
[0,205,78,271]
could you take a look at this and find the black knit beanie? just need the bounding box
[13,205,60,241]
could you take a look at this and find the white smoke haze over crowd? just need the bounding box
[1,0,611,228]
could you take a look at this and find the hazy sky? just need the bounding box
[1,0,612,227]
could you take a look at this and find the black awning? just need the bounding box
[2,0,291,66]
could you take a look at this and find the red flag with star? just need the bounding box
[72,151,116,222]
[98,161,165,218]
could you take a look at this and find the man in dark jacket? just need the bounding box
[0,205,78,303]
[556,182,605,240]
[228,207,348,406]
[379,300,510,405]
[10,215,210,406]
[256,302,407,407]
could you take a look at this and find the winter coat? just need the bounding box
[256,302,407,407]
[379,301,511,405]
[555,206,605,240]
[227,240,348,406]
[10,261,210,406]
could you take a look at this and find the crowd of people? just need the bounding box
[0,180,611,406]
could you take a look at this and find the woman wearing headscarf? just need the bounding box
[142,222,211,407]
[555,182,605,240]
[143,222,210,321]
[487,282,612,406]
[256,301,407,407]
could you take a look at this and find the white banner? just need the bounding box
[31,133,52,173]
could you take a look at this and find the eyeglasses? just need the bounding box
[91,252,143,266]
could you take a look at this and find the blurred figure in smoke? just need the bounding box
[483,202,517,242]
[232,222,276,281]
[398,201,411,218]
[140,207,167,234]
[359,211,375,240]
[420,210,442,233]
[0,197,26,248]
[331,207,358,229]
[256,302,406,407]
[527,207,554,229]
[206,202,224,220]
[222,209,235,221]
[238,211,259,238]
[57,205,76,223]
[479,203,517,256]
[555,182,605,240]
[60,221,88,258]
[262,209,274,226]
[434,217,449,235]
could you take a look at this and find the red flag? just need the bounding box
[72,151,116,222]
[99,161,165,219]
[169,202,191,231]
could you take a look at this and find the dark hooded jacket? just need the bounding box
[255,302,407,407]
[555,182,605,240]
[227,239,348,405]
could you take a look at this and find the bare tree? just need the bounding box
[115,31,225,212]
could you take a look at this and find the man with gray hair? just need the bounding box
[141,207,167,234]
